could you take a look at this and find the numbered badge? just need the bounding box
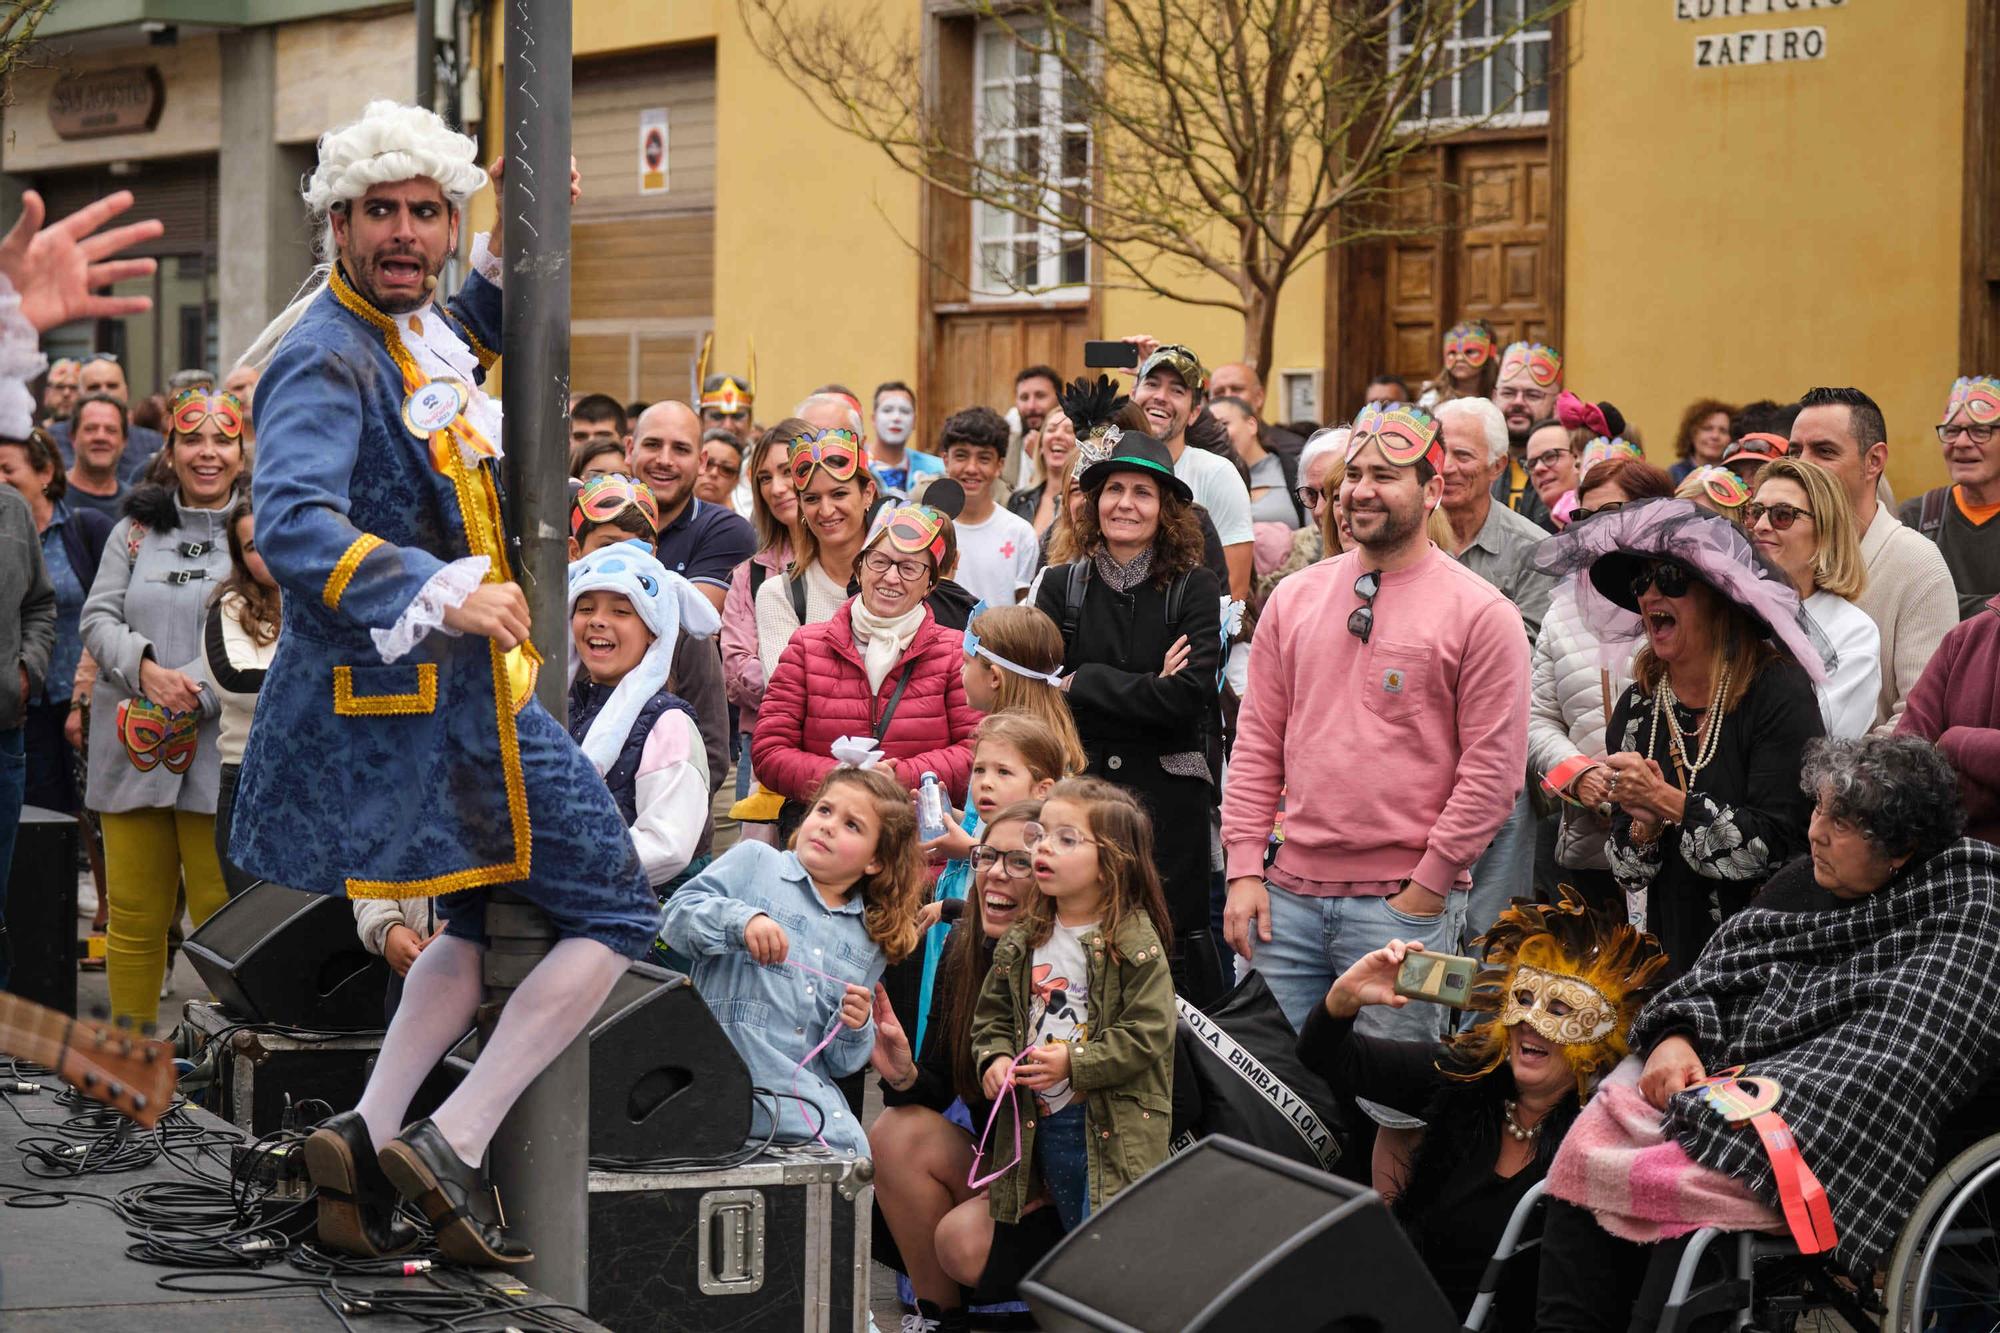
[403,379,468,437]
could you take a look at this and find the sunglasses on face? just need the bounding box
[1347,570,1381,644]
[969,846,1035,877]
[1746,501,1813,531]
[1629,559,1696,601]
[1569,499,1623,522]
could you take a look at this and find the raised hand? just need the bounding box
[0,191,162,331]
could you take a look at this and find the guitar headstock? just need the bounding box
[52,1018,176,1128]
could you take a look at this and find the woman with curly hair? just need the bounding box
[1298,889,1667,1332]
[1033,433,1224,1002]
[1669,397,1736,485]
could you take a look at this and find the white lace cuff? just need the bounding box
[0,273,47,441]
[372,556,490,663]
[470,232,502,287]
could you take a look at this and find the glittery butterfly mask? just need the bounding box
[1499,342,1563,389]
[1344,402,1443,472]
[571,474,661,538]
[169,389,245,440]
[1443,323,1496,367]
[117,697,198,774]
[1941,375,2000,427]
[788,427,863,489]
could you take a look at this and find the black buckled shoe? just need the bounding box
[377,1118,533,1268]
[302,1111,420,1257]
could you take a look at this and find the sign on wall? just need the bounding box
[1675,0,1845,16]
[50,66,166,140]
[638,108,669,195]
[1693,24,1827,66]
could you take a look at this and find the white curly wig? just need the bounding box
[238,101,488,369]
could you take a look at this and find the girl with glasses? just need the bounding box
[970,778,1177,1261]
[1747,458,1880,739]
[868,800,1050,1333]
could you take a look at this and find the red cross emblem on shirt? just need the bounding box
[999,540,1016,558]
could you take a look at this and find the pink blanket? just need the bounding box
[1546,1059,1784,1244]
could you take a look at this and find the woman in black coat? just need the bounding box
[1033,434,1224,1003]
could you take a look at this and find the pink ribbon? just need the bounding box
[786,958,858,1153]
[967,1050,1035,1189]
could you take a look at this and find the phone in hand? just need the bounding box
[1393,950,1478,1006]
[1083,340,1141,370]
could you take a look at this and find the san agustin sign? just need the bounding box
[50,67,166,140]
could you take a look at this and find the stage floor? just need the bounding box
[0,1077,607,1332]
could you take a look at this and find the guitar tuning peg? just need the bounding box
[131,1093,147,1111]
[81,1071,98,1087]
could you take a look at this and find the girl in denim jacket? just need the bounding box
[661,765,926,1157]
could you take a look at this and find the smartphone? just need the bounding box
[1393,950,1478,1006]
[1083,340,1141,370]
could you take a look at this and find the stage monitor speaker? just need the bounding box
[585,960,753,1163]
[185,882,390,1030]
[7,807,78,1016]
[1020,1136,1459,1333]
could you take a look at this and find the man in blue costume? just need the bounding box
[230,101,646,1267]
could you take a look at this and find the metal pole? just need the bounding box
[489,0,583,1309]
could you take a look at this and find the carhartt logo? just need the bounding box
[1382,669,1405,693]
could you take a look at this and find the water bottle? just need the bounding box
[916,771,949,843]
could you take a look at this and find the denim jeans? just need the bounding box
[734,733,755,801]
[1467,788,1537,949]
[1252,881,1469,1128]
[1036,1103,1091,1232]
[0,725,22,989]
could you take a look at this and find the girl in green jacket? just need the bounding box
[971,777,1177,1228]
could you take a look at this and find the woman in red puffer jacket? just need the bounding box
[754,494,980,806]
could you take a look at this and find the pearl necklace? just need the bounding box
[1649,662,1732,785]
[1502,1099,1543,1143]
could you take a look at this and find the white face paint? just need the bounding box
[875,395,915,447]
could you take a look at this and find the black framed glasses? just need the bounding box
[1570,500,1624,523]
[1295,484,1325,511]
[1347,570,1381,644]
[860,550,929,582]
[969,846,1035,878]
[1526,449,1571,472]
[1937,422,1998,445]
[1628,558,1695,602]
[1744,501,1813,531]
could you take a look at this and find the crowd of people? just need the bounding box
[3,100,1999,1333]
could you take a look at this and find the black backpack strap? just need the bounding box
[789,567,808,623]
[1166,569,1193,625]
[1061,560,1090,652]
[1920,486,1949,542]
[749,560,768,600]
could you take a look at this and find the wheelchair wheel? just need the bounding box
[1882,1132,2000,1330]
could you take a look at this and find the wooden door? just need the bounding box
[1365,136,1557,401]
[930,305,1090,418]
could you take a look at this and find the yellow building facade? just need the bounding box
[482,0,1986,498]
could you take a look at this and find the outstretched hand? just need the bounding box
[0,191,162,331]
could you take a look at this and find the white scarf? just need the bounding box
[847,598,927,693]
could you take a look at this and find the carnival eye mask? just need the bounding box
[1344,402,1443,472]
[117,697,198,774]
[1942,375,2000,427]
[571,474,661,538]
[1443,323,1495,367]
[1500,965,1616,1046]
[169,390,245,440]
[788,428,862,488]
[883,504,946,559]
[1499,342,1564,389]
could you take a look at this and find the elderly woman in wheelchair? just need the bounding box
[1298,890,1667,1332]
[1534,735,2000,1332]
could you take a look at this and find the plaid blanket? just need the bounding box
[1630,839,2000,1271]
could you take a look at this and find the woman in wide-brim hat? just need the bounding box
[1032,433,1226,1003]
[1532,497,1833,973]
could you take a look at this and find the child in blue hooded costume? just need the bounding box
[228,100,652,1269]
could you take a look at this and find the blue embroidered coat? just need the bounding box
[231,266,542,900]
